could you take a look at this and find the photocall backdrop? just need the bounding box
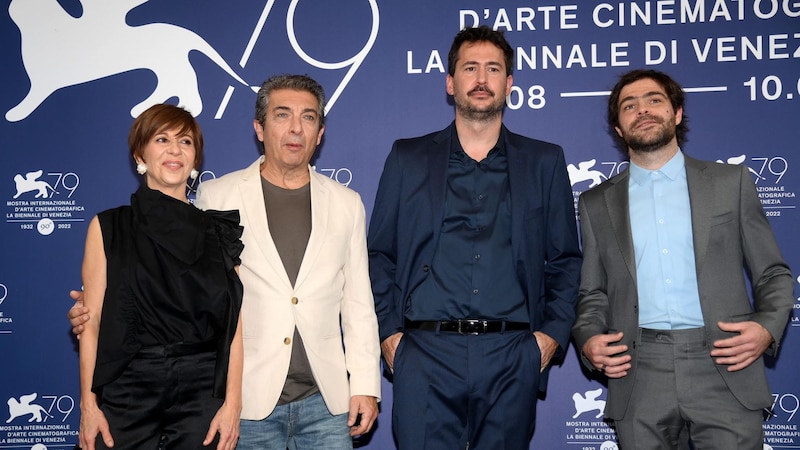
[1,1,798,449]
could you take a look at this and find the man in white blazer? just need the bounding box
[197,74,380,449]
[71,75,381,449]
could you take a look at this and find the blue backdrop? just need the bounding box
[1,1,798,449]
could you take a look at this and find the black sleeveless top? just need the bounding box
[92,186,243,399]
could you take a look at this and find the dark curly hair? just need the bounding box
[607,69,689,148]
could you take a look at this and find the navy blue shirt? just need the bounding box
[407,127,528,322]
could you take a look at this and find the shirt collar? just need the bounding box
[450,124,507,163]
[629,149,685,185]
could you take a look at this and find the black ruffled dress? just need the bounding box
[92,186,243,399]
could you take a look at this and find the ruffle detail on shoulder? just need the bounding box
[205,209,244,269]
[204,208,244,399]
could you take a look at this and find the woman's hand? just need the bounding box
[79,403,114,450]
[204,400,241,449]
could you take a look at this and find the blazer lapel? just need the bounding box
[604,172,637,286]
[238,158,293,290]
[428,126,451,238]
[505,130,526,264]
[294,167,328,289]
[685,156,713,274]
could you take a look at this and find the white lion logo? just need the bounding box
[715,154,765,180]
[572,388,606,419]
[568,159,606,188]
[6,0,254,122]
[13,170,53,199]
[6,393,53,423]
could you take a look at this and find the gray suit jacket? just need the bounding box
[572,154,793,420]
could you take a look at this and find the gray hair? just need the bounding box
[254,74,326,126]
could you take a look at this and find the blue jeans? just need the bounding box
[237,392,352,450]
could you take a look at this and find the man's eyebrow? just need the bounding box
[460,59,504,66]
[619,90,666,105]
[271,105,318,115]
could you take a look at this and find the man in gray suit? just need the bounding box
[572,69,793,449]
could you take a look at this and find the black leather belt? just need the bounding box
[406,319,529,335]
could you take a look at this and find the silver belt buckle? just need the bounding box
[458,319,486,335]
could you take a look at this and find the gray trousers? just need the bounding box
[613,327,764,450]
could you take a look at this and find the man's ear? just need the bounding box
[253,119,264,141]
[316,125,325,146]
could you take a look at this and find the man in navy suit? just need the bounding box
[368,26,581,450]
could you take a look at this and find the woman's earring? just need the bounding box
[190,169,199,180]
[136,163,147,175]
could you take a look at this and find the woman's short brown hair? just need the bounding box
[128,104,203,168]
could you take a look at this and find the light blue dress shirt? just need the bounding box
[628,150,705,329]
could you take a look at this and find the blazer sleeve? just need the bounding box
[538,148,583,355]
[341,192,382,399]
[737,165,793,355]
[367,143,404,342]
[572,194,611,369]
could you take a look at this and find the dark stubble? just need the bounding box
[622,114,677,154]
[455,85,506,122]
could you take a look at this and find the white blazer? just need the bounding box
[196,157,381,419]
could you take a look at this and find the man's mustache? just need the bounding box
[632,114,663,128]
[468,85,495,96]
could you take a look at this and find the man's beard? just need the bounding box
[455,86,505,122]
[622,115,676,154]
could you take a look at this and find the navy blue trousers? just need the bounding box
[392,329,541,450]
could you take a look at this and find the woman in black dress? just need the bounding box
[78,104,244,450]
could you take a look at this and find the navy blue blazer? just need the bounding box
[368,122,581,385]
